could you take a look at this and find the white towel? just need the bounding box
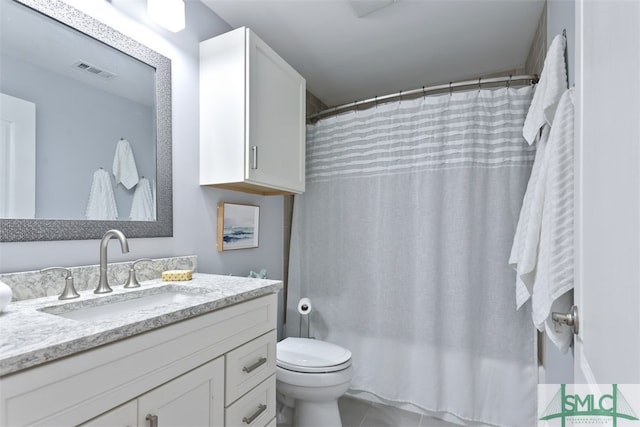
[522,34,568,145]
[129,177,155,221]
[85,168,118,220]
[510,32,569,308]
[112,139,139,190]
[532,88,575,352]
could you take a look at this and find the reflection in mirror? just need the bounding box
[0,0,172,241]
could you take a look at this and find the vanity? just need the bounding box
[0,274,282,426]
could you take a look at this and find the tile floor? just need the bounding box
[338,396,458,427]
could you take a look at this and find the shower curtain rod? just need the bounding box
[307,74,539,120]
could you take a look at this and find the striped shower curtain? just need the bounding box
[287,86,538,426]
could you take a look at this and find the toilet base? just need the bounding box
[293,399,343,427]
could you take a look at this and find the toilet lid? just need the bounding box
[277,337,352,373]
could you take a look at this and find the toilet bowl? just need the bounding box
[276,337,353,427]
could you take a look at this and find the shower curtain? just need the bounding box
[287,86,538,427]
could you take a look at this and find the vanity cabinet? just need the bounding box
[0,294,278,426]
[80,358,225,427]
[200,27,306,195]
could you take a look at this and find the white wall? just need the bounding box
[2,55,154,219]
[0,1,285,289]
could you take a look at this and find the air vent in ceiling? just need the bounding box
[71,60,117,80]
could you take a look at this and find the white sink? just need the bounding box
[39,287,203,322]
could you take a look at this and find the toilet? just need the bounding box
[276,337,353,427]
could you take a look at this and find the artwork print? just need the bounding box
[217,203,259,251]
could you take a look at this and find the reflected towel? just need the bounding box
[522,34,568,145]
[129,177,155,221]
[532,88,575,352]
[85,168,118,220]
[112,139,139,189]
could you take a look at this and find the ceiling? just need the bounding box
[200,0,545,108]
[0,0,155,106]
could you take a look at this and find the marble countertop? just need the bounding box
[0,273,282,377]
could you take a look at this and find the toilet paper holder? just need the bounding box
[298,298,312,338]
[299,312,311,338]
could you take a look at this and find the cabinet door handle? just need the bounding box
[146,414,158,427]
[242,403,267,424]
[242,356,267,373]
[251,146,258,169]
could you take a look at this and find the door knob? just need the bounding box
[551,305,579,335]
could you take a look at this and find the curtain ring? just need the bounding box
[449,82,453,96]
[375,96,378,108]
[478,77,482,92]
[399,90,402,103]
[507,74,512,89]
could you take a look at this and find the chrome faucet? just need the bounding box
[95,229,130,294]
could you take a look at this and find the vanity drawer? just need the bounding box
[225,330,276,405]
[225,374,275,427]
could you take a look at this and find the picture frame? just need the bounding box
[217,202,260,251]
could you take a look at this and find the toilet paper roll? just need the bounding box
[297,297,312,315]
[0,281,13,312]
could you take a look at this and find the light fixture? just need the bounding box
[147,0,185,32]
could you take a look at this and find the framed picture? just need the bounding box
[217,202,260,251]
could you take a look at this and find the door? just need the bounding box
[574,0,640,383]
[138,357,225,427]
[0,93,36,218]
[247,30,306,193]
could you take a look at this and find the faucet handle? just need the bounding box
[41,267,80,300]
[124,258,153,289]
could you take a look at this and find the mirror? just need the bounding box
[0,0,172,241]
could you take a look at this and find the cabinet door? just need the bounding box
[247,30,305,193]
[79,401,137,427]
[138,357,224,427]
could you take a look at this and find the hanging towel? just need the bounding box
[510,32,569,308]
[522,33,568,145]
[510,126,550,308]
[112,138,139,189]
[532,88,575,352]
[85,168,118,220]
[129,177,155,221]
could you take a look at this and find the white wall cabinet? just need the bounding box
[0,294,278,427]
[200,27,306,195]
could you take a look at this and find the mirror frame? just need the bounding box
[0,0,172,242]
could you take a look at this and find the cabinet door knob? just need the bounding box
[251,146,258,169]
[242,403,267,424]
[146,414,158,427]
[242,356,267,373]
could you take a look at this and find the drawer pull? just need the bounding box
[146,414,158,427]
[242,356,267,373]
[243,403,267,424]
